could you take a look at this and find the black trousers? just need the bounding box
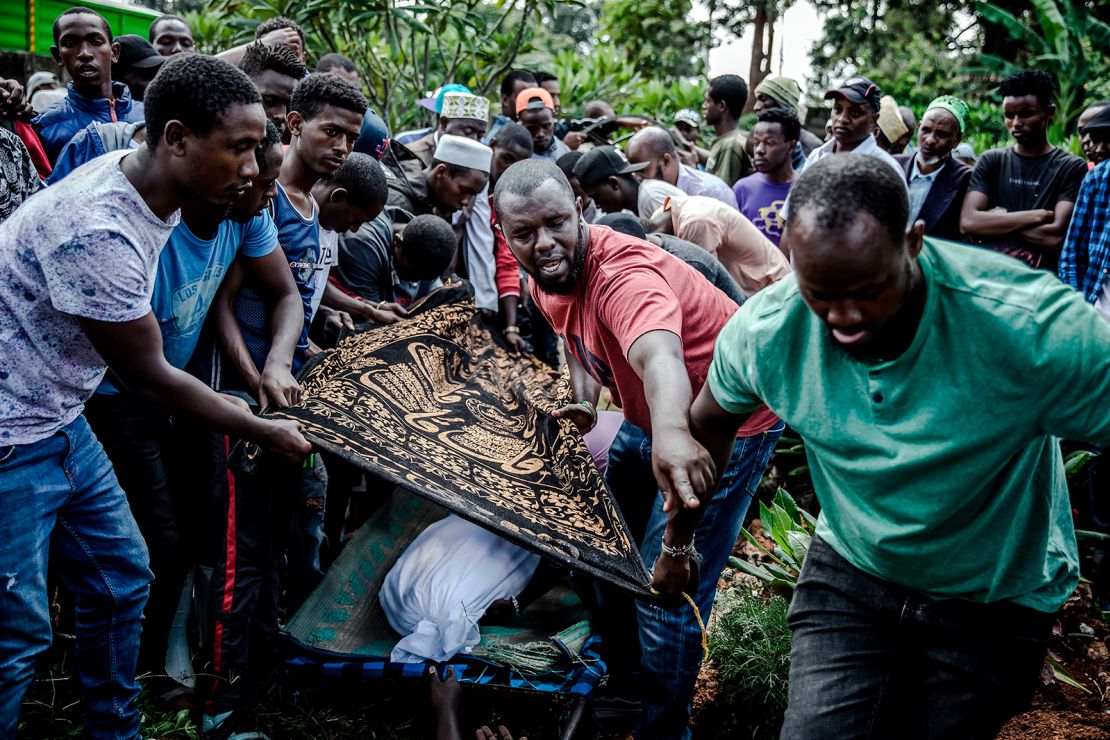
[204,438,327,715]
[83,393,214,679]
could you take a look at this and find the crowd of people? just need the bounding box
[1,6,1110,740]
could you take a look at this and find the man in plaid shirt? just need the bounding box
[1059,108,1110,321]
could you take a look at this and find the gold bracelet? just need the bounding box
[504,325,520,334]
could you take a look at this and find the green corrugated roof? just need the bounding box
[2,0,161,54]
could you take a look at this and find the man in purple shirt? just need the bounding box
[733,108,800,249]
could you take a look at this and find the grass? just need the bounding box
[706,586,792,738]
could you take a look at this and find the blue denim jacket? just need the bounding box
[47,120,144,185]
[32,81,143,163]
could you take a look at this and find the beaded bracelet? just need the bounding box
[660,537,696,558]
[579,400,598,431]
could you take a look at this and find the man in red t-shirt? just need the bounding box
[493,159,784,738]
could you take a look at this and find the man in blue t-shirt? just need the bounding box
[210,73,396,387]
[82,121,305,694]
[0,55,309,739]
[200,75,394,731]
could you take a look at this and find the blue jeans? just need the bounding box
[780,535,1053,740]
[0,416,151,739]
[603,419,783,739]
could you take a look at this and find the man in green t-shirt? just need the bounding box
[703,74,753,187]
[692,154,1110,738]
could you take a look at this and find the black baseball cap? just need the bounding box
[572,145,648,188]
[825,76,881,112]
[116,35,167,71]
[1080,105,1110,135]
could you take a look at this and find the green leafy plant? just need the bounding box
[139,707,199,738]
[973,0,1110,131]
[200,0,567,132]
[624,78,706,122]
[729,488,814,592]
[1066,449,1100,479]
[1066,447,1102,550]
[707,588,792,734]
[1046,654,1093,694]
[549,46,642,118]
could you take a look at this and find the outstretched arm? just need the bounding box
[322,280,406,324]
[551,349,601,431]
[628,329,717,595]
[79,313,310,461]
[216,27,303,66]
[688,382,746,484]
[213,259,265,396]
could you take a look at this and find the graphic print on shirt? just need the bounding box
[566,333,615,387]
[753,200,786,241]
[162,263,227,340]
[287,238,331,290]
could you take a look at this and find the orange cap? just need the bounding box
[515,87,555,115]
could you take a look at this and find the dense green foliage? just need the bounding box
[188,0,710,131]
[708,588,792,736]
[596,0,705,79]
[974,0,1110,128]
[184,0,1110,152]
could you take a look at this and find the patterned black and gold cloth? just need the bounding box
[271,284,652,595]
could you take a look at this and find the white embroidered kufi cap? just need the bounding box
[440,92,490,123]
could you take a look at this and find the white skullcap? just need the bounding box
[433,134,492,174]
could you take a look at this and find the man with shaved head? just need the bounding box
[493,158,782,737]
[691,153,1110,738]
[626,125,737,208]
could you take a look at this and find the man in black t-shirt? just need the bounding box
[960,69,1087,271]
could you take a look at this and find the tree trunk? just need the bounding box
[766,15,775,76]
[745,1,769,113]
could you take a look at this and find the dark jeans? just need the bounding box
[83,393,213,681]
[0,416,151,739]
[781,535,1055,740]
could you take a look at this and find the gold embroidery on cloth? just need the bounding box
[271,288,650,591]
